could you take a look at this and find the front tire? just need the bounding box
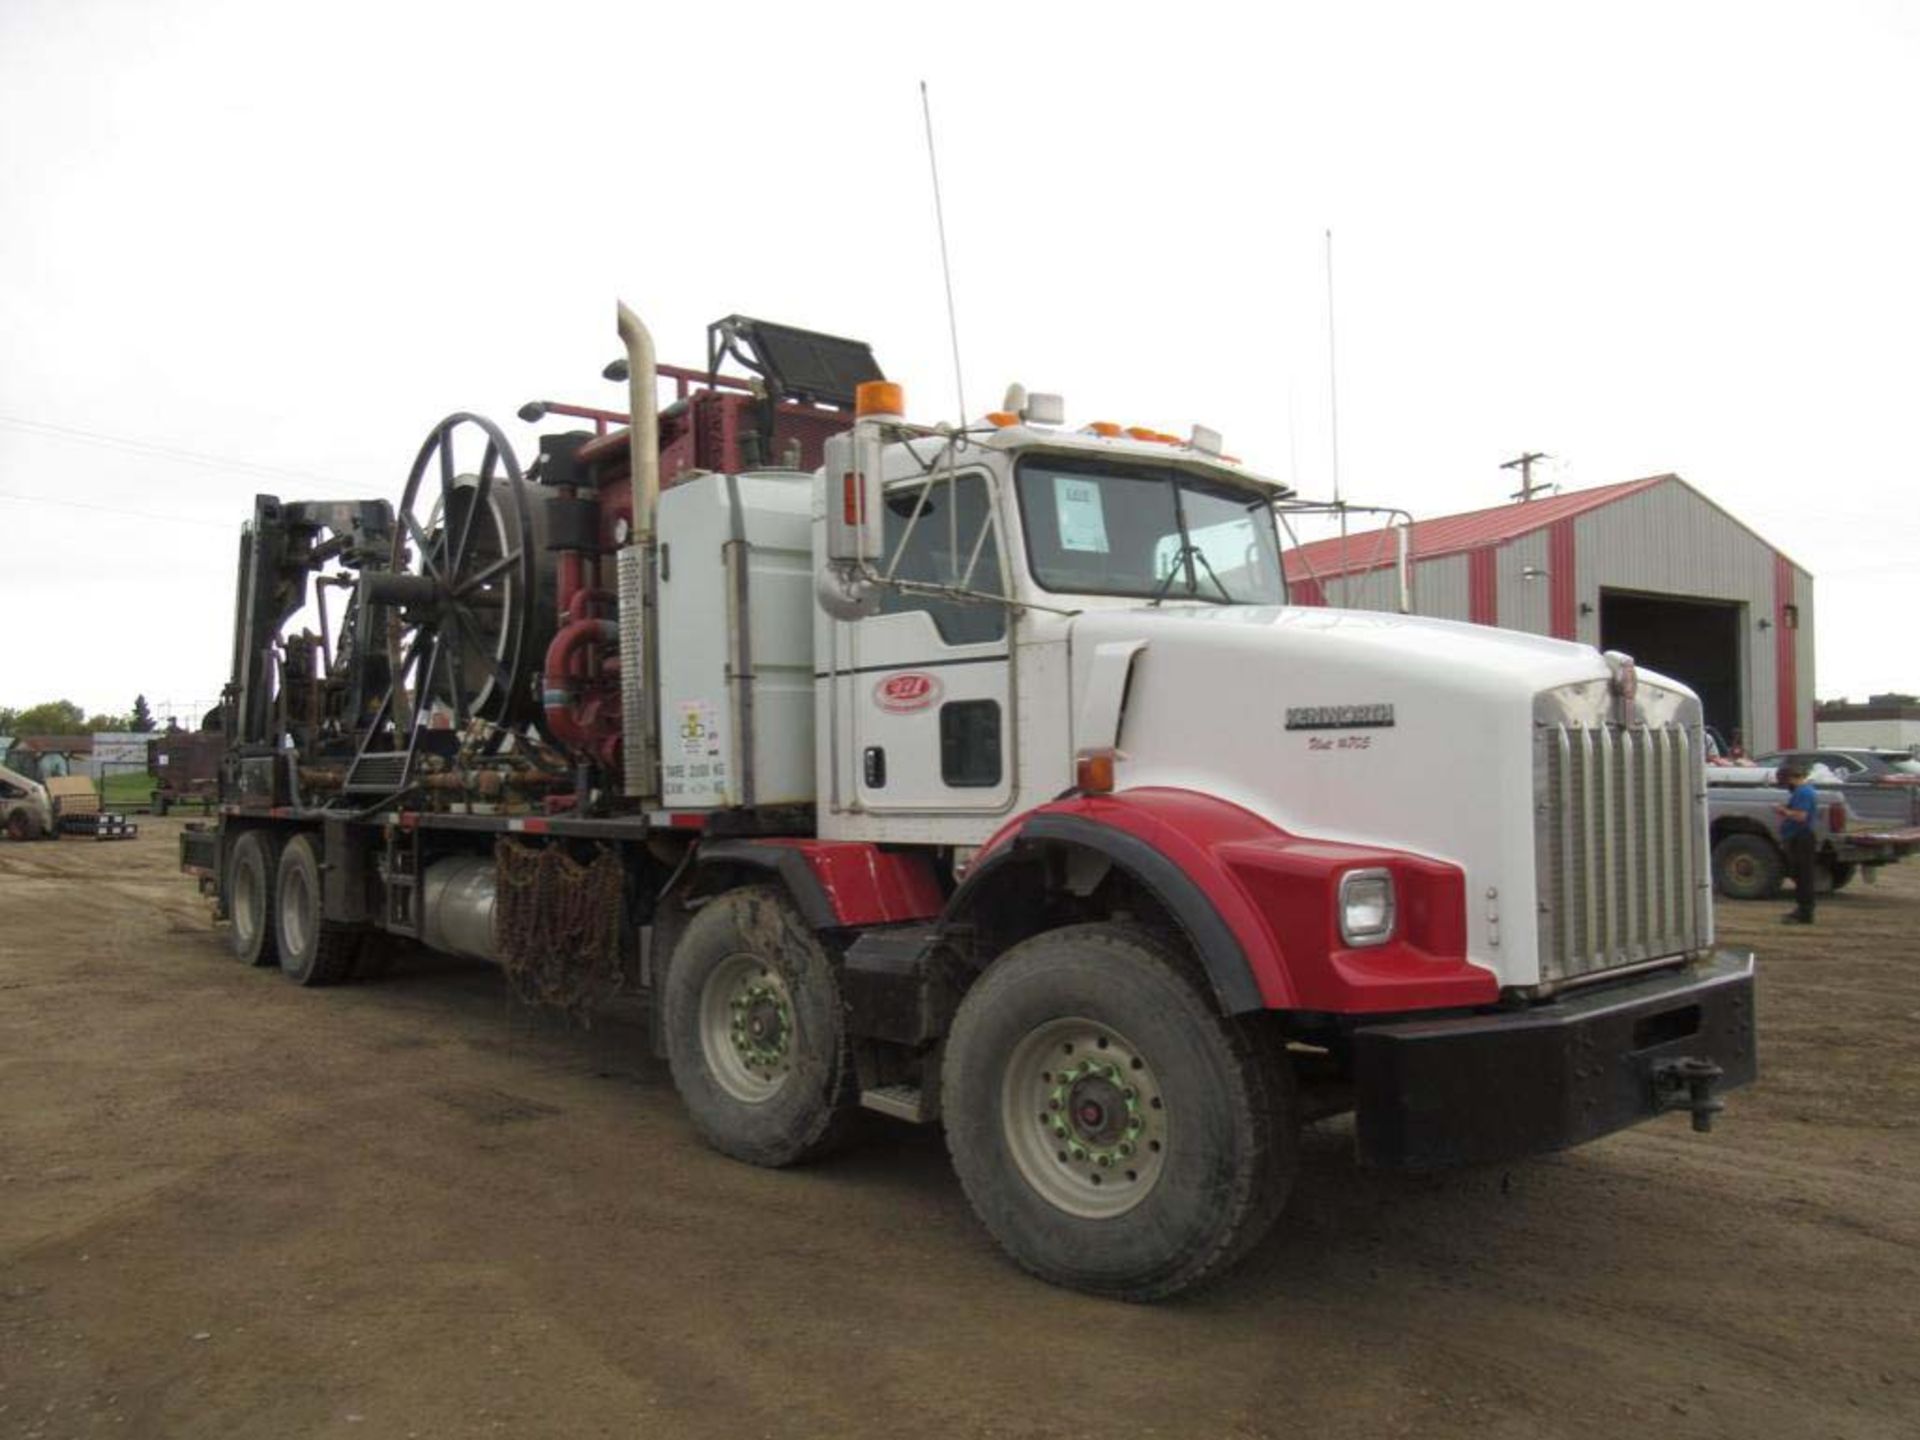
[1712,833,1784,900]
[662,885,858,1168]
[274,834,358,987]
[943,924,1297,1301]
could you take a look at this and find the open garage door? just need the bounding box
[1600,589,1744,746]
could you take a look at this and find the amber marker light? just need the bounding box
[1074,747,1119,795]
[985,411,1020,427]
[856,380,905,421]
[1086,421,1122,437]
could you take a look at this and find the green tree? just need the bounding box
[84,712,128,733]
[11,700,87,735]
[130,694,156,732]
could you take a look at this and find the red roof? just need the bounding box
[1283,474,1672,582]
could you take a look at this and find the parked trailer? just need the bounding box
[181,304,1755,1299]
[149,729,224,814]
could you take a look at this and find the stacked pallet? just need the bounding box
[46,777,138,840]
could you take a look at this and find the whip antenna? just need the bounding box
[921,81,967,424]
[1325,227,1341,505]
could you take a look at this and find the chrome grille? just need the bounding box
[1534,698,1707,984]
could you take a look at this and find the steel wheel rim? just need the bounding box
[1001,1016,1167,1219]
[280,867,312,960]
[233,858,260,942]
[699,952,795,1103]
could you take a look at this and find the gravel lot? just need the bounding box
[3,821,1916,1439]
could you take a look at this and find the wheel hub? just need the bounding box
[1003,1019,1167,1219]
[700,954,796,1104]
[1051,1063,1141,1159]
[730,980,791,1071]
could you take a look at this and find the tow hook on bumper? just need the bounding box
[1352,949,1756,1169]
[1651,1056,1726,1133]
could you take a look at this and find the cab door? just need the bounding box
[837,470,1013,815]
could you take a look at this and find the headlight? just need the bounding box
[1338,868,1396,947]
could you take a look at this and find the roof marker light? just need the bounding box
[985,411,1020,428]
[1086,421,1122,437]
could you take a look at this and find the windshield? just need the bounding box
[1014,457,1285,603]
[1875,754,1920,776]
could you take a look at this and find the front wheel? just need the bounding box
[661,886,859,1168]
[942,924,1297,1301]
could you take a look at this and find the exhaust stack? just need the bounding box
[616,301,663,802]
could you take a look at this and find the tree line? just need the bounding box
[0,695,162,735]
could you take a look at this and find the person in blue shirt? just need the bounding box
[1775,761,1820,924]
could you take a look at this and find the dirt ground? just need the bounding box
[2,822,1916,1440]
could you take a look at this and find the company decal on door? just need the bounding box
[874,672,943,713]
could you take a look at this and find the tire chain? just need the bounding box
[494,838,627,1024]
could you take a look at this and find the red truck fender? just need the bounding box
[947,788,1495,1017]
[682,837,945,930]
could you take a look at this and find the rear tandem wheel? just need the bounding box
[274,833,360,987]
[226,830,282,967]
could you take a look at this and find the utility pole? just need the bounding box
[1502,451,1551,502]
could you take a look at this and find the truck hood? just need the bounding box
[1066,603,1674,988]
[1069,601,1612,841]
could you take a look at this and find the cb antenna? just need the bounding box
[1325,227,1341,505]
[921,80,967,425]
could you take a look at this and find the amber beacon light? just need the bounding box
[856,380,905,421]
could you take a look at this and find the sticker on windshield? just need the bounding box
[1053,476,1110,553]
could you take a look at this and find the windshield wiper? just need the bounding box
[1189,546,1232,602]
[1149,543,1234,606]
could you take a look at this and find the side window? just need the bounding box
[940,700,1002,787]
[879,473,1006,645]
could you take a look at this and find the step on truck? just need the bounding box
[180,304,1756,1299]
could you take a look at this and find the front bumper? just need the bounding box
[1353,949,1756,1169]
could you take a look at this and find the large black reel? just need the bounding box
[382,413,537,745]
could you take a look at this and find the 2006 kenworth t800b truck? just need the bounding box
[181,304,1754,1299]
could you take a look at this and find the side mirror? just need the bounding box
[823,427,885,564]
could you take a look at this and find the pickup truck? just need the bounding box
[1755,749,1920,833]
[1706,767,1920,899]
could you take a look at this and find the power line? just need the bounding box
[0,490,231,529]
[0,414,389,499]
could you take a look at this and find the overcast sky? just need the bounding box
[3,0,1915,726]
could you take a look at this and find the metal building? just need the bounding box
[1283,474,1815,753]
[1817,694,1920,752]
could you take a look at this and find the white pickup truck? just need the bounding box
[1705,764,1920,898]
